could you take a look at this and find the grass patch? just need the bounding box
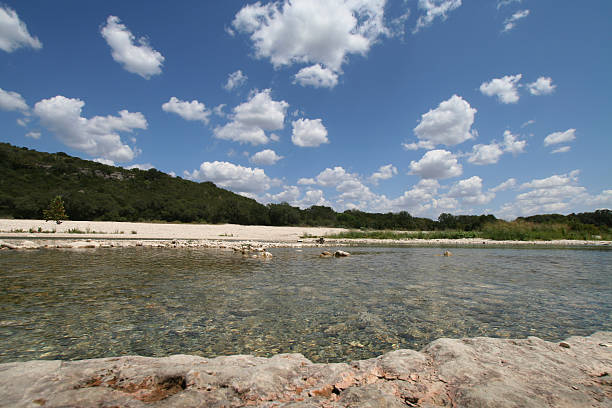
[326,221,612,241]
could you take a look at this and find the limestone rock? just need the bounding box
[1,332,610,407]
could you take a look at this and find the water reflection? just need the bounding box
[1,246,610,363]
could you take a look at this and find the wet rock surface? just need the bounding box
[1,332,610,407]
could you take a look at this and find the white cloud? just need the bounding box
[300,189,329,207]
[214,89,289,145]
[185,161,274,194]
[409,149,462,179]
[502,130,526,154]
[224,70,248,91]
[551,146,571,154]
[490,178,517,192]
[100,15,164,79]
[291,118,329,147]
[544,129,576,146]
[369,164,398,184]
[266,185,302,204]
[402,140,436,150]
[447,176,494,205]
[0,88,28,111]
[497,0,521,9]
[390,179,440,215]
[502,9,529,32]
[479,74,522,104]
[17,117,30,127]
[497,169,612,217]
[414,95,476,146]
[162,97,211,124]
[125,163,154,171]
[414,0,462,33]
[527,77,556,96]
[294,64,339,89]
[468,143,504,165]
[250,149,283,165]
[0,6,42,52]
[520,170,580,190]
[33,95,147,162]
[269,133,280,142]
[315,166,351,187]
[521,119,535,128]
[297,177,316,185]
[213,104,227,117]
[94,158,115,166]
[25,131,40,139]
[232,0,388,77]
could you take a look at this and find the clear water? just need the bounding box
[1,246,610,363]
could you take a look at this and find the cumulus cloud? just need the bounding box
[162,97,211,124]
[214,89,289,145]
[185,161,274,194]
[291,118,329,147]
[125,163,154,171]
[414,0,462,33]
[414,95,476,146]
[94,158,115,166]
[544,129,576,146]
[369,164,398,184]
[527,77,556,96]
[0,88,28,111]
[551,146,571,154]
[498,170,588,217]
[224,70,248,91]
[468,143,504,165]
[231,0,388,81]
[402,140,436,151]
[0,6,42,52]
[479,74,522,104]
[447,176,494,205]
[25,131,40,139]
[502,9,529,32]
[468,130,526,165]
[521,170,580,190]
[250,149,283,165]
[409,149,462,179]
[502,130,526,154]
[297,177,316,185]
[100,15,164,79]
[390,179,440,214]
[34,95,147,162]
[294,64,339,89]
[490,178,517,192]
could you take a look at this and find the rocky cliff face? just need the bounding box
[1,332,610,407]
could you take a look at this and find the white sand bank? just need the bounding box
[0,219,345,242]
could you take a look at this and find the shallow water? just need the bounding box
[1,246,610,363]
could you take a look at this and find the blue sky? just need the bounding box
[1,0,611,219]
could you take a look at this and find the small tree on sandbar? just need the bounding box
[43,196,68,224]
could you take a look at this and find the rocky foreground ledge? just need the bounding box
[1,333,610,408]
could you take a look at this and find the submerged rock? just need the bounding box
[1,332,609,407]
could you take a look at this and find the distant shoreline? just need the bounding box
[1,219,611,249]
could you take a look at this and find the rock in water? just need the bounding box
[443,250,452,257]
[319,251,333,258]
[334,250,350,257]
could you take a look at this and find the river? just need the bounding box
[1,246,610,363]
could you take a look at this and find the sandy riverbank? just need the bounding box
[0,219,610,248]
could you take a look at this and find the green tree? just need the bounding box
[43,196,68,224]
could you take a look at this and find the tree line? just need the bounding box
[1,143,610,233]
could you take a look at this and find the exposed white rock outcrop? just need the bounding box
[1,332,610,407]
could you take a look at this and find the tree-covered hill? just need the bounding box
[0,143,270,224]
[0,142,610,236]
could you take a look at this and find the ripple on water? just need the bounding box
[0,246,611,363]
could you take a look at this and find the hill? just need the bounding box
[0,143,610,237]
